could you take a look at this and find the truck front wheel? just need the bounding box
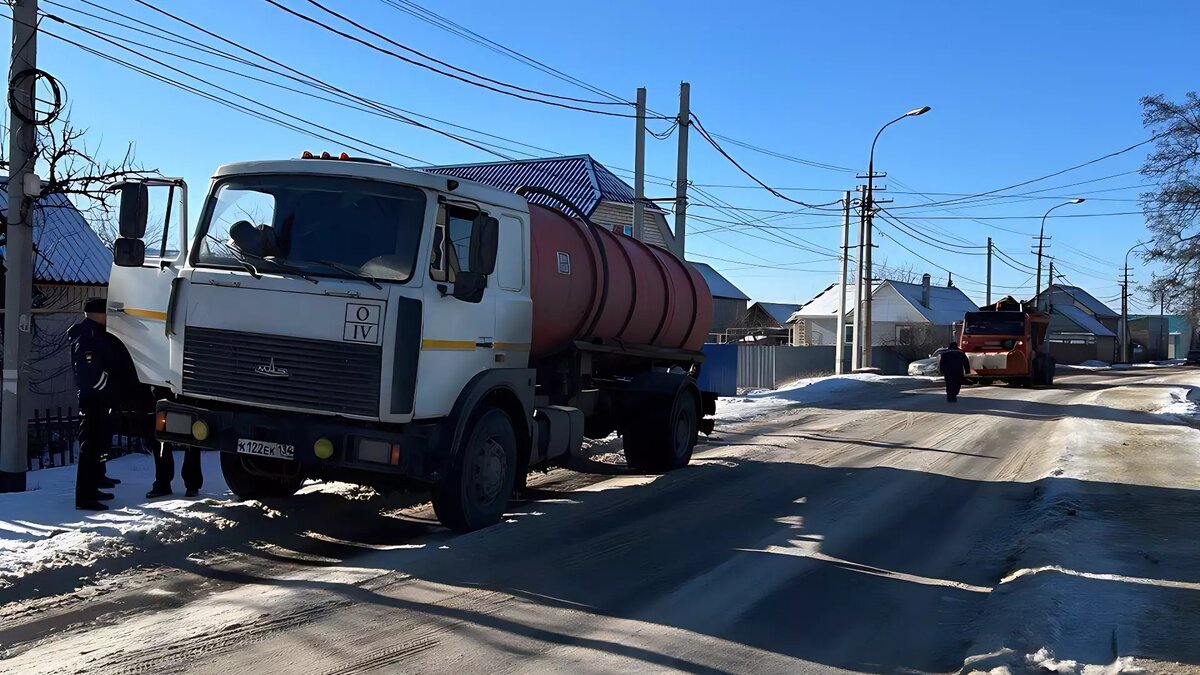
[220,452,304,500]
[623,387,699,473]
[432,407,518,532]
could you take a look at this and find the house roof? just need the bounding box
[788,278,976,325]
[887,280,979,325]
[790,281,882,320]
[689,262,750,301]
[751,301,803,325]
[1038,285,1118,319]
[421,154,664,217]
[1056,304,1117,337]
[0,180,110,285]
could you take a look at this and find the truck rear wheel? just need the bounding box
[432,407,518,532]
[623,386,699,473]
[220,452,304,500]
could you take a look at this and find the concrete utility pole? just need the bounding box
[632,87,646,243]
[1,0,39,492]
[1045,260,1055,358]
[672,82,690,259]
[1121,266,1130,363]
[852,186,866,371]
[986,237,993,306]
[835,190,851,375]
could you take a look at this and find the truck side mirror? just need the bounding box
[452,270,486,303]
[113,237,146,267]
[470,215,499,275]
[117,183,149,239]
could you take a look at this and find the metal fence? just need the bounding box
[26,408,152,470]
[736,345,912,390]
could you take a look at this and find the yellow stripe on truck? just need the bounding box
[123,308,168,321]
[421,339,477,351]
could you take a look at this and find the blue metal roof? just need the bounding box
[752,301,803,325]
[421,155,660,217]
[0,180,110,285]
[1056,304,1116,337]
[689,262,750,301]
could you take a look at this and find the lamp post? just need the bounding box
[1035,199,1084,306]
[861,105,930,368]
[1121,240,1152,363]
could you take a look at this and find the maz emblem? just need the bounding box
[254,357,290,379]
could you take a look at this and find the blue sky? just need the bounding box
[12,0,1198,312]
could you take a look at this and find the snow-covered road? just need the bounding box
[2,368,1199,674]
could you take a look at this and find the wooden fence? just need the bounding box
[26,408,153,470]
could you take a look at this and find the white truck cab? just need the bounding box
[109,155,709,531]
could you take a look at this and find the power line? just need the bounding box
[258,0,655,119]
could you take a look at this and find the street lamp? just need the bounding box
[860,105,931,369]
[1035,198,1085,306]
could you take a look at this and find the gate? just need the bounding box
[737,345,777,389]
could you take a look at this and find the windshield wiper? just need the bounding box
[228,245,319,284]
[313,259,383,290]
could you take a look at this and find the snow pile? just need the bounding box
[1058,360,1110,372]
[716,373,933,423]
[964,648,1147,675]
[1153,387,1200,420]
[0,452,367,590]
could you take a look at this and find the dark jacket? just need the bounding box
[938,348,971,380]
[68,318,120,405]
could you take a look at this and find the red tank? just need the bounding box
[528,203,713,358]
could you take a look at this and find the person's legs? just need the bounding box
[182,448,203,495]
[76,405,108,508]
[148,443,174,497]
[948,379,962,402]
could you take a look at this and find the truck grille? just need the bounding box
[183,327,381,417]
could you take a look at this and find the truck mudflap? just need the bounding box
[153,399,444,483]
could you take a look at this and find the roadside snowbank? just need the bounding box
[0,451,364,590]
[716,373,934,423]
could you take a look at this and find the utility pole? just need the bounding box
[1,0,39,492]
[632,87,646,243]
[835,190,851,375]
[852,185,866,371]
[1121,265,1130,363]
[1034,232,1051,302]
[1045,261,1055,358]
[986,237,993,306]
[855,173,887,368]
[672,81,690,259]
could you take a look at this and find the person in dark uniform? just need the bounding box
[938,341,972,403]
[147,440,202,499]
[68,298,119,510]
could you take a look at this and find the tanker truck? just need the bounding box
[105,154,716,531]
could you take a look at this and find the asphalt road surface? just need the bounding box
[3,369,1199,674]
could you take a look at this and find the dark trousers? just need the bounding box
[76,402,111,504]
[153,444,202,491]
[945,377,963,402]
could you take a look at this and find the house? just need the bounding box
[422,155,676,250]
[722,301,802,345]
[689,262,751,341]
[1127,314,1190,361]
[1,181,111,413]
[1030,285,1119,364]
[789,274,978,355]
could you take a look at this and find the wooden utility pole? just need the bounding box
[986,237,993,306]
[1,0,39,492]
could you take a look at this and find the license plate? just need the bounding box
[236,438,295,460]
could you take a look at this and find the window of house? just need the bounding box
[621,225,634,237]
[844,324,854,344]
[896,325,913,344]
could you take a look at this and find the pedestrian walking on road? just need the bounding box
[68,298,120,511]
[938,341,971,403]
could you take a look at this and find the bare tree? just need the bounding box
[1139,93,1200,326]
[874,258,921,284]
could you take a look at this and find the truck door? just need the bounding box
[416,203,498,417]
[107,181,188,388]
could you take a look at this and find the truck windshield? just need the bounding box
[963,313,1026,336]
[194,174,426,283]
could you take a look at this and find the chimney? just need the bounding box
[921,273,931,307]
[947,271,955,288]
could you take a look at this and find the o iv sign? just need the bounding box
[343,303,383,344]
